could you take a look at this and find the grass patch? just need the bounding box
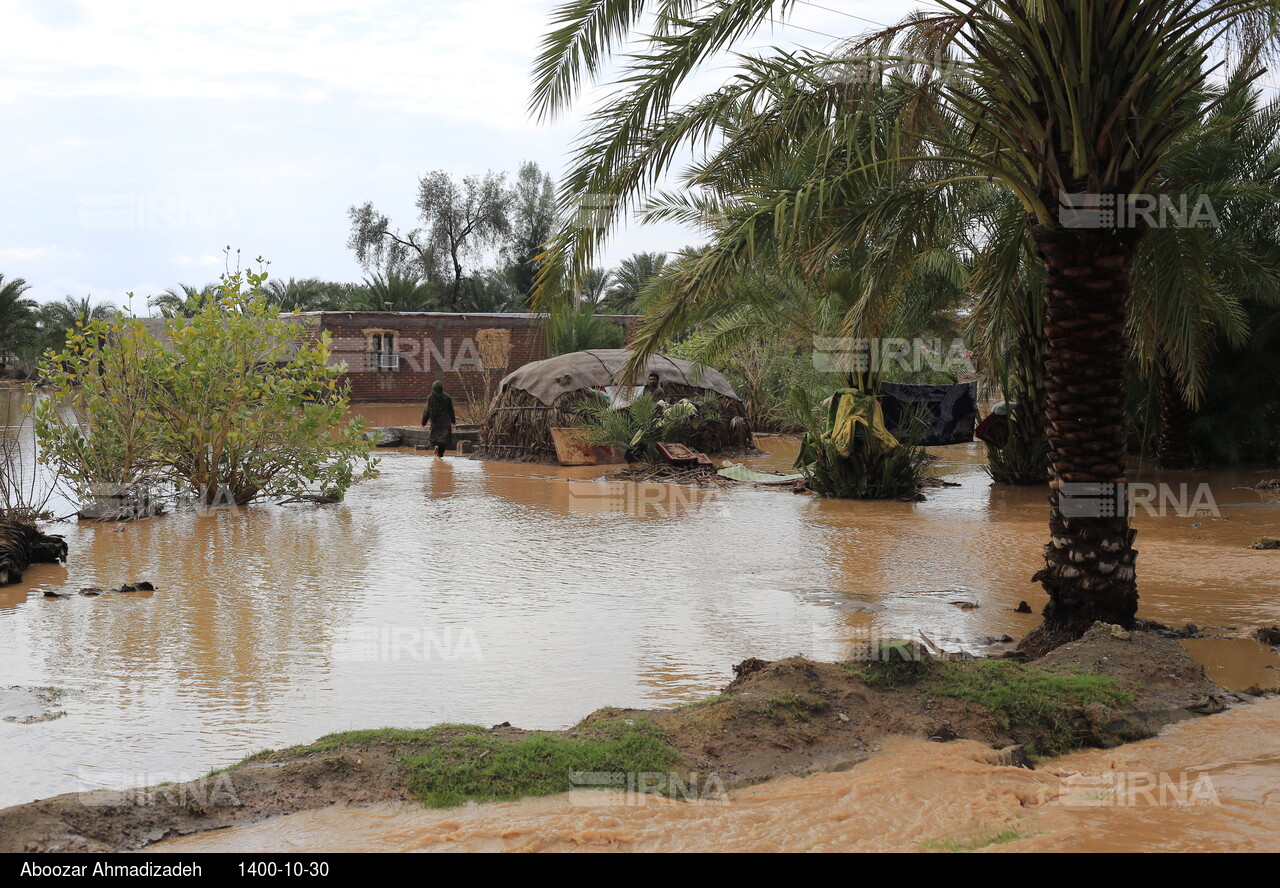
[399,718,682,808]
[847,639,936,689]
[200,720,683,808]
[759,693,829,722]
[919,825,1031,853]
[202,725,486,777]
[680,694,729,709]
[932,661,1132,755]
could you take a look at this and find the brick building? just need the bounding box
[288,311,637,403]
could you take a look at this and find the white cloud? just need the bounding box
[171,254,221,267]
[0,0,939,299]
[0,245,85,262]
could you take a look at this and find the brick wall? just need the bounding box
[296,312,637,404]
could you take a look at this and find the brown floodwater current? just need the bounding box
[2,394,1279,849]
[157,697,1280,853]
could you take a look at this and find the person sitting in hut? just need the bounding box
[421,380,456,458]
[644,372,664,400]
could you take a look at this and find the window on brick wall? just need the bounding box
[365,330,400,371]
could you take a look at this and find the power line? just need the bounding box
[775,20,843,42]
[798,0,892,29]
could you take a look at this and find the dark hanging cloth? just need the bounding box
[877,381,979,447]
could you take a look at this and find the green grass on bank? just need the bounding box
[850,642,1134,755]
[933,660,1133,755]
[399,718,680,807]
[208,719,682,808]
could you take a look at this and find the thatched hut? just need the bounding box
[480,349,752,461]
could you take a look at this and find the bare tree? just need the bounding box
[348,170,513,310]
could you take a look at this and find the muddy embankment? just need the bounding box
[3,623,1273,853]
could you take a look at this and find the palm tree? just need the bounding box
[578,267,613,307]
[35,295,117,352]
[458,270,520,312]
[549,302,625,355]
[530,0,1280,649]
[262,278,345,313]
[355,271,440,312]
[1131,82,1280,467]
[603,252,667,313]
[149,283,221,318]
[0,274,37,369]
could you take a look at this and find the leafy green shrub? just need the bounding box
[34,263,379,511]
[577,392,709,462]
[793,388,931,500]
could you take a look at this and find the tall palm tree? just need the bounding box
[354,271,440,312]
[530,0,1280,649]
[0,274,38,368]
[0,274,36,338]
[262,277,343,313]
[149,283,221,318]
[1132,82,1280,466]
[603,251,667,313]
[35,295,117,352]
[578,266,613,307]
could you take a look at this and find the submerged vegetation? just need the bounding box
[918,826,1033,854]
[31,262,378,514]
[795,389,932,500]
[527,0,1280,644]
[576,392,719,463]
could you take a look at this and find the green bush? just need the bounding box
[576,392,710,462]
[793,389,931,500]
[34,264,379,511]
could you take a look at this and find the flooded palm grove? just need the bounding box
[2,392,1280,852]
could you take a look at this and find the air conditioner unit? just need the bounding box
[379,354,401,370]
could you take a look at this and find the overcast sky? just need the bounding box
[0,1,933,309]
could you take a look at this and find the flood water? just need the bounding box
[2,392,1279,827]
[157,697,1280,853]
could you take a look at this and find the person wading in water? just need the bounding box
[421,380,456,458]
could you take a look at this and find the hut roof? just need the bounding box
[498,350,740,407]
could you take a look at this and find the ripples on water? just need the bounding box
[0,396,1277,810]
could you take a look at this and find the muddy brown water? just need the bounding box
[154,697,1280,853]
[2,394,1279,825]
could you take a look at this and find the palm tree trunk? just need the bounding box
[0,520,67,585]
[1004,325,1050,484]
[1022,225,1142,655]
[1157,370,1196,469]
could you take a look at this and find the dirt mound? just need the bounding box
[0,627,1239,853]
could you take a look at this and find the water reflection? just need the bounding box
[0,400,1276,808]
